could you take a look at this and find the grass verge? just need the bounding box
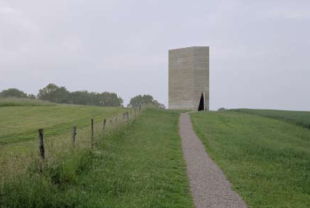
[191,111,310,208]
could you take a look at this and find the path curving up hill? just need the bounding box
[179,113,248,208]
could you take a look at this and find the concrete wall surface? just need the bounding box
[169,46,209,110]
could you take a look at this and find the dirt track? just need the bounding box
[179,113,248,208]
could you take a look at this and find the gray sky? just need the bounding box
[0,0,309,110]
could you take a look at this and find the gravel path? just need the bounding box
[179,113,248,208]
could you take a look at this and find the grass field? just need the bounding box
[0,98,55,107]
[233,109,310,129]
[0,109,194,208]
[191,111,310,208]
[0,103,126,145]
[3,103,309,208]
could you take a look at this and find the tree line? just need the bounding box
[0,84,165,108]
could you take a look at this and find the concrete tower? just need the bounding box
[169,46,209,111]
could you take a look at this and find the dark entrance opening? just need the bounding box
[198,93,204,111]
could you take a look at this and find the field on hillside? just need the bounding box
[0,109,194,208]
[233,108,310,129]
[0,102,126,145]
[191,111,310,208]
[0,100,129,195]
[0,98,55,107]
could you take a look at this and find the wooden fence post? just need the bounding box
[38,129,44,173]
[122,113,126,124]
[39,129,45,160]
[101,119,107,136]
[103,119,107,129]
[72,126,77,148]
[110,120,113,126]
[91,119,94,149]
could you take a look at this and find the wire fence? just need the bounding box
[0,104,147,183]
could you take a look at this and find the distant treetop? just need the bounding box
[128,94,165,109]
[37,83,123,107]
[0,88,28,98]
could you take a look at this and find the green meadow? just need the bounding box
[0,98,56,107]
[0,101,126,146]
[191,110,310,208]
[1,99,310,208]
[233,108,310,129]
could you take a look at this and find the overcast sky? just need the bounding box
[0,0,309,110]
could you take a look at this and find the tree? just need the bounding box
[67,91,123,107]
[37,84,69,103]
[37,83,124,107]
[128,94,165,108]
[153,100,166,109]
[68,91,91,105]
[99,92,123,107]
[27,94,36,100]
[0,88,27,98]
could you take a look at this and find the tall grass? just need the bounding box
[0,108,140,208]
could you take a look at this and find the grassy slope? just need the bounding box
[233,109,310,129]
[0,105,126,145]
[1,109,194,208]
[191,111,310,208]
[0,98,55,107]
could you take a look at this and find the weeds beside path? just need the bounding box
[71,109,194,208]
